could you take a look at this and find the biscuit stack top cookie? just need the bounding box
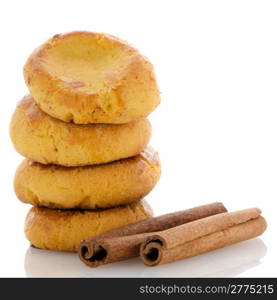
[10,31,161,252]
[24,31,160,124]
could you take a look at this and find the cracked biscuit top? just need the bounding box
[23,31,160,124]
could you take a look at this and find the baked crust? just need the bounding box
[10,95,151,166]
[24,31,160,124]
[14,147,161,209]
[24,200,152,252]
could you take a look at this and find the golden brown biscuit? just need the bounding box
[10,95,151,166]
[14,147,161,209]
[24,200,152,252]
[24,31,160,124]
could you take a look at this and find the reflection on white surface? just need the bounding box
[25,238,266,277]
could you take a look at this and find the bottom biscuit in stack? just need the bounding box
[25,200,152,252]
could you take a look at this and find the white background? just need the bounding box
[0,0,276,277]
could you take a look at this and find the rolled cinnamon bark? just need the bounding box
[79,202,227,267]
[140,208,267,266]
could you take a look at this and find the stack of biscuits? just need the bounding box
[10,31,161,252]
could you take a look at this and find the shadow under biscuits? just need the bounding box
[24,238,267,278]
[24,246,87,277]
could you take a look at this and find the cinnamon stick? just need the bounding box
[140,208,267,266]
[79,202,227,267]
